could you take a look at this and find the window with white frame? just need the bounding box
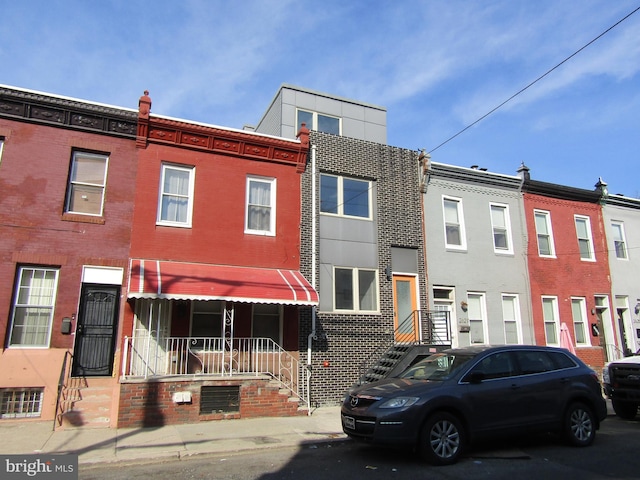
[571,297,589,346]
[334,267,378,312]
[245,176,276,235]
[65,151,109,216]
[297,109,341,135]
[443,196,466,249]
[157,163,195,227]
[320,174,371,219]
[574,215,595,261]
[501,294,521,344]
[9,267,59,347]
[611,221,628,259]
[1,388,43,418]
[490,203,513,253]
[534,210,555,257]
[467,293,486,344]
[252,304,282,346]
[542,296,560,345]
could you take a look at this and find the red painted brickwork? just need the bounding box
[117,378,305,428]
[523,193,611,369]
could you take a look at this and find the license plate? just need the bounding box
[343,415,355,430]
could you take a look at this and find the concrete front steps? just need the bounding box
[58,377,116,429]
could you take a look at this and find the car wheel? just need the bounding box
[419,412,465,465]
[612,400,638,420]
[564,402,596,447]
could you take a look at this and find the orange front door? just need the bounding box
[393,275,419,343]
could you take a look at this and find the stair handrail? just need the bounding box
[356,309,451,386]
[53,350,73,431]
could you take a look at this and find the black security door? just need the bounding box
[72,285,120,377]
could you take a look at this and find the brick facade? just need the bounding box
[300,132,426,405]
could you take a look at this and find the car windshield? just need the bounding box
[398,353,476,381]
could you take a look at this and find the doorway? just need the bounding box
[393,275,419,343]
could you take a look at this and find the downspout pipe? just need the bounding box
[307,144,317,414]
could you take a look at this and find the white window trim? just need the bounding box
[534,209,556,258]
[9,266,59,348]
[320,174,372,220]
[245,175,277,236]
[574,215,596,262]
[65,151,109,217]
[442,195,467,251]
[490,203,514,255]
[571,297,591,347]
[333,266,379,313]
[501,293,523,344]
[157,163,195,228]
[467,292,488,344]
[296,109,342,135]
[611,221,629,260]
[542,296,560,346]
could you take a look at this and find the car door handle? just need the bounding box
[510,384,520,390]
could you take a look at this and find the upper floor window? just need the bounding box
[297,109,341,135]
[574,215,595,261]
[534,210,555,257]
[320,174,371,219]
[334,267,378,312]
[157,164,195,227]
[245,176,276,236]
[65,151,108,216]
[490,203,513,254]
[542,296,559,345]
[611,221,628,259]
[9,267,59,347]
[442,196,466,250]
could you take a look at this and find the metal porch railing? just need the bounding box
[122,336,306,402]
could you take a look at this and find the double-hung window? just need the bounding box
[574,215,595,261]
[157,164,195,227]
[490,203,513,254]
[501,294,521,344]
[542,296,560,345]
[442,196,466,249]
[320,174,371,219]
[467,293,487,344]
[611,221,628,259]
[534,210,555,257]
[334,267,378,312]
[9,267,59,347]
[65,151,108,216]
[245,176,276,235]
[297,109,341,135]
[571,297,590,346]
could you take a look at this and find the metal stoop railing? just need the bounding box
[357,310,452,386]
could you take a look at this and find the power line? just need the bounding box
[427,5,640,155]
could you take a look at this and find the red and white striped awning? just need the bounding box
[127,259,318,306]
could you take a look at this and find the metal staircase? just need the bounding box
[356,310,452,386]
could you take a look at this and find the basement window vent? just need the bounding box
[200,386,240,414]
[1,388,44,419]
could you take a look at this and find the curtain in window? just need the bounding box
[247,181,271,231]
[11,269,56,346]
[162,169,190,222]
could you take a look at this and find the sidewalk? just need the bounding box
[0,406,347,466]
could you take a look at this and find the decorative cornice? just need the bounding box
[429,162,523,191]
[522,179,602,203]
[0,86,137,138]
[136,92,309,173]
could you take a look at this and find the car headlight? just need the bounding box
[379,396,419,409]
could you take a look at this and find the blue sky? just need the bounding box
[1,0,639,197]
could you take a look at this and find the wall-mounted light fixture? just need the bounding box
[385,265,392,281]
[635,303,640,315]
[460,301,468,312]
[591,308,596,315]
